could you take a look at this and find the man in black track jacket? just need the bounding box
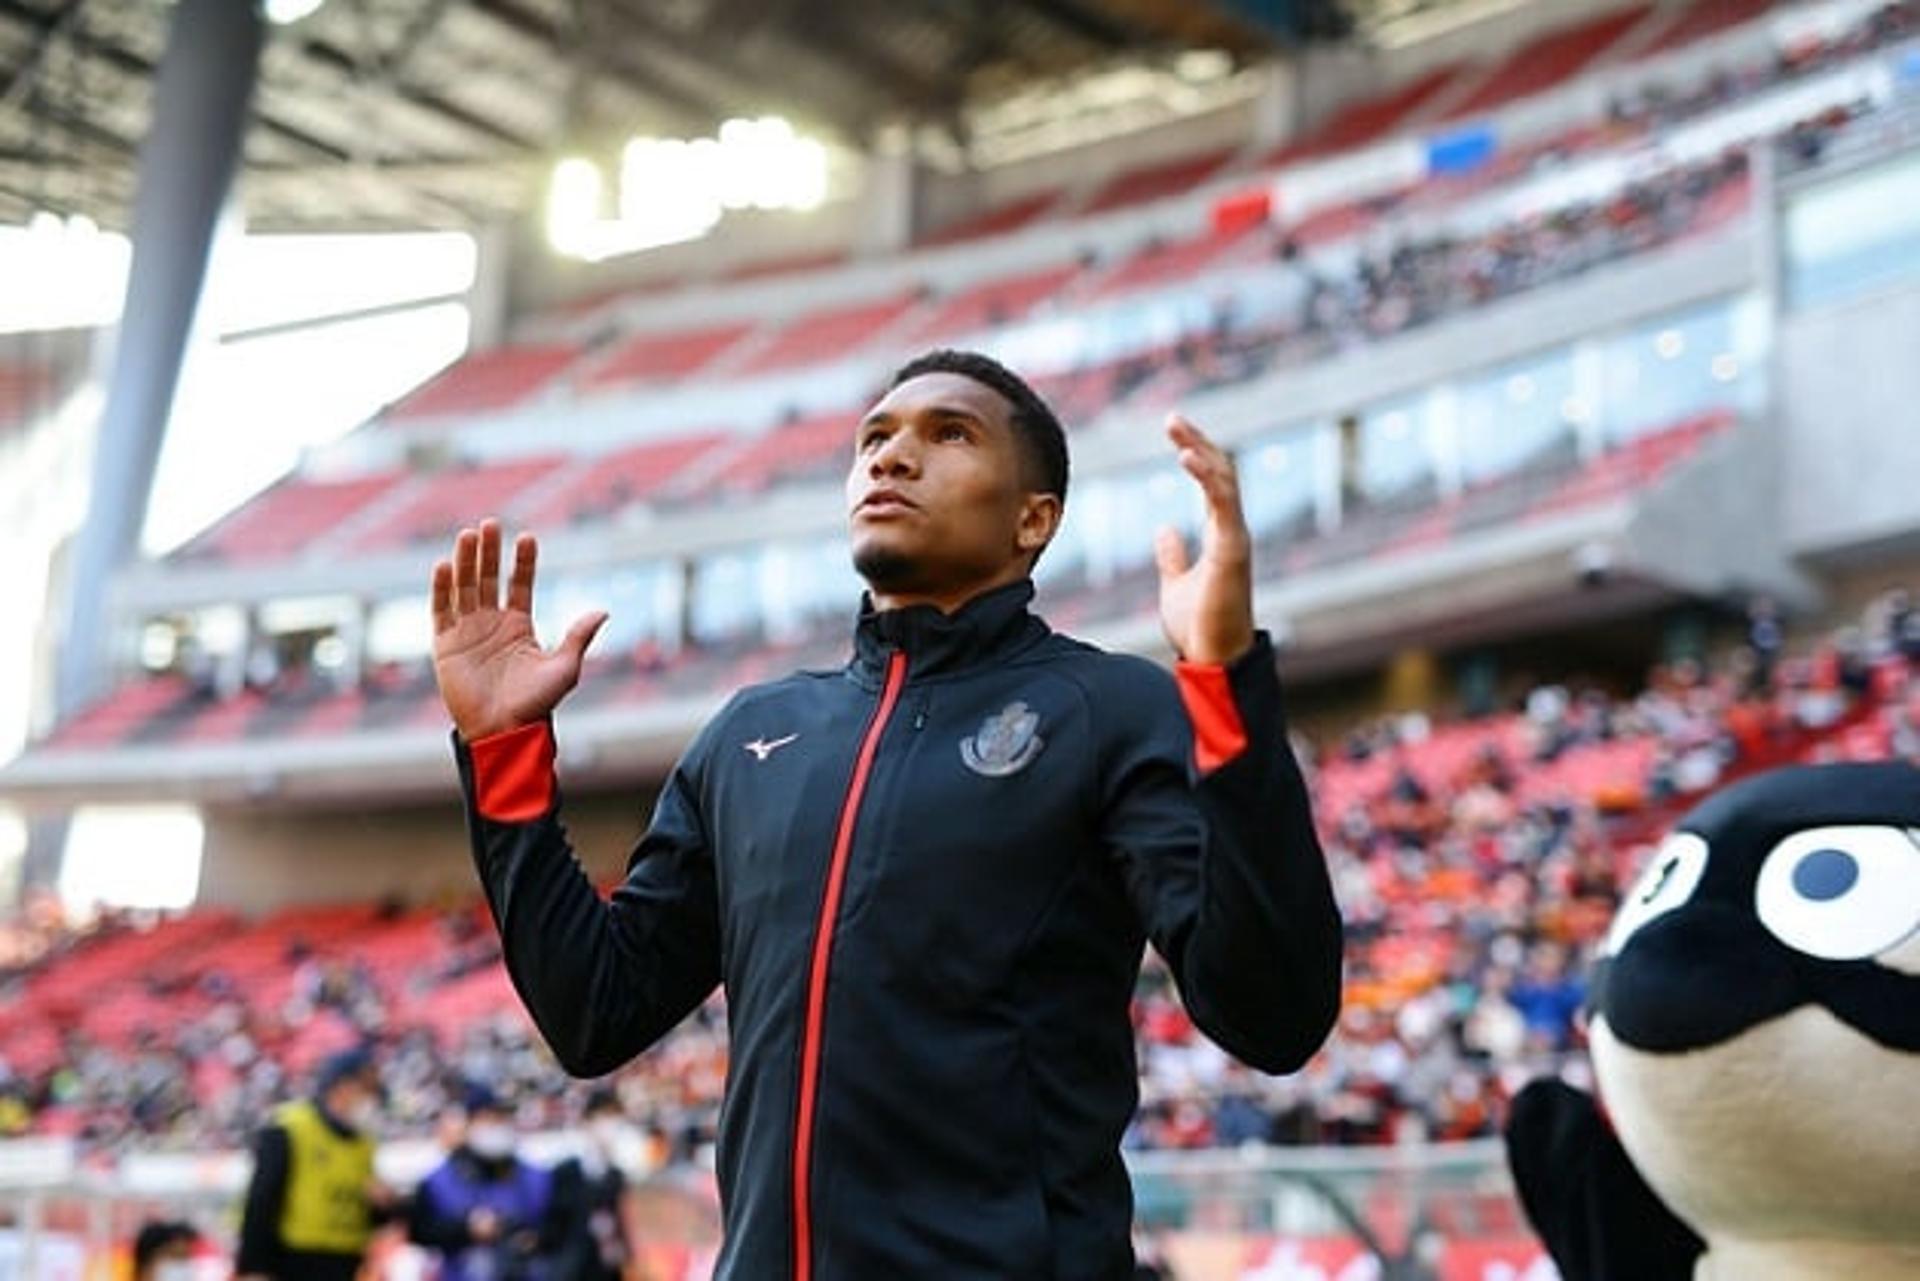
[429,348,1343,1279]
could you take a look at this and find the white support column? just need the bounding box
[854,126,918,259]
[1313,423,1344,534]
[1428,384,1463,498]
[1571,338,1608,461]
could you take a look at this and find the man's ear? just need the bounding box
[1017,492,1063,557]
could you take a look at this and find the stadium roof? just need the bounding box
[0,0,1356,232]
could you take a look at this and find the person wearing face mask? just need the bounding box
[409,1085,558,1281]
[235,1048,395,1281]
[546,1090,639,1281]
[130,1220,199,1281]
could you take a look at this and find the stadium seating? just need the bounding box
[902,261,1084,344]
[341,455,566,552]
[1266,64,1466,165]
[1633,0,1773,60]
[1090,220,1266,298]
[179,472,409,563]
[1439,5,1655,122]
[578,322,754,390]
[1080,148,1238,216]
[728,292,924,375]
[518,432,730,525]
[918,190,1063,247]
[386,343,581,420]
[704,407,859,495]
[0,361,52,432]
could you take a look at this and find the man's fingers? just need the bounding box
[430,561,454,634]
[453,528,480,614]
[1170,415,1247,545]
[477,519,502,609]
[506,533,538,614]
[1153,526,1190,580]
[558,611,610,666]
[1170,416,1239,496]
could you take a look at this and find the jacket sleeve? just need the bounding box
[453,715,723,1078]
[234,1124,289,1276]
[407,1167,476,1252]
[1100,633,1343,1073]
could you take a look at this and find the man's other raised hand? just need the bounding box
[429,519,607,742]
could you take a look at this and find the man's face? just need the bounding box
[845,372,1059,597]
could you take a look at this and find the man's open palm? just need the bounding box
[1155,414,1256,667]
[431,520,607,742]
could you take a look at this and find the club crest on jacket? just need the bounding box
[961,701,1044,777]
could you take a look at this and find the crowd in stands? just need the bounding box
[4,589,1918,1166]
[9,0,1920,1178]
[1136,147,1754,414]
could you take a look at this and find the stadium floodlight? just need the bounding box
[262,0,327,23]
[548,116,829,262]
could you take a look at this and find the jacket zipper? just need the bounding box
[792,647,908,1280]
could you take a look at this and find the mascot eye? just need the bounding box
[1754,825,1920,961]
[1604,832,1709,954]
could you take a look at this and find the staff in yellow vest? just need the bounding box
[235,1048,395,1281]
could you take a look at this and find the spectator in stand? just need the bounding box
[410,1086,558,1281]
[547,1089,639,1281]
[131,1221,199,1281]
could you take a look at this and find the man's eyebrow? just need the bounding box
[924,403,988,425]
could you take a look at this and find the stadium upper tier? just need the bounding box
[342,0,1813,427]
[7,0,1918,801]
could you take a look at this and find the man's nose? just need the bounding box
[869,432,920,477]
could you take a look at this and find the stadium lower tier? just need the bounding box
[3,589,1914,1166]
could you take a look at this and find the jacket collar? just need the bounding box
[850,578,1048,685]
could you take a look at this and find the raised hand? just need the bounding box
[1154,414,1256,666]
[430,519,608,741]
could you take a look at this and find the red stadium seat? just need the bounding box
[919,191,1064,246]
[178,471,408,564]
[1441,6,1655,121]
[579,324,755,390]
[730,294,923,376]
[1080,149,1237,216]
[520,432,730,527]
[387,343,582,420]
[1267,65,1466,164]
[1632,0,1772,60]
[902,262,1083,344]
[342,455,567,552]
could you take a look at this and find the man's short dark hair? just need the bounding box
[889,349,1069,502]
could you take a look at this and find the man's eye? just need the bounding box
[938,424,970,441]
[860,432,886,451]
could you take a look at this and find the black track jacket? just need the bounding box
[453,580,1342,1280]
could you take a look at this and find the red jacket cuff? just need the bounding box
[468,721,556,822]
[1174,661,1249,775]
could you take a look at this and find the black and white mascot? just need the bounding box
[1507,762,1920,1281]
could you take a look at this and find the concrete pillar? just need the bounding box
[467,220,515,352]
[855,126,918,258]
[1249,61,1302,154]
[53,0,265,723]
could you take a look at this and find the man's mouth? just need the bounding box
[857,490,918,515]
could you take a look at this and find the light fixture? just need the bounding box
[263,0,327,25]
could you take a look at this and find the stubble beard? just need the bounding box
[852,542,925,594]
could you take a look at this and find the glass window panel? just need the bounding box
[1453,349,1577,485]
